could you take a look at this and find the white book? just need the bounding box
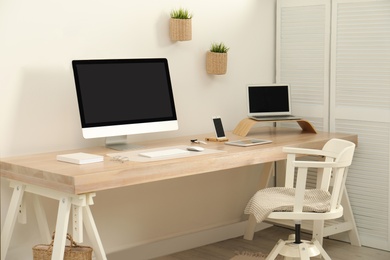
[57,152,104,165]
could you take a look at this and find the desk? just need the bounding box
[1,127,357,260]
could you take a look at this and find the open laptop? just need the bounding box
[247,84,301,121]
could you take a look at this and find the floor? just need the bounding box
[154,226,390,260]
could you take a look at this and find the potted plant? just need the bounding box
[206,42,229,75]
[169,8,193,41]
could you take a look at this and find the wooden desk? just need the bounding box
[0,127,358,260]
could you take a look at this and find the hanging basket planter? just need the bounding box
[206,51,228,75]
[206,42,229,75]
[169,18,192,41]
[169,8,193,41]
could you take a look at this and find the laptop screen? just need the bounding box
[247,84,292,117]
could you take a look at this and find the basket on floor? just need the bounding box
[33,233,93,260]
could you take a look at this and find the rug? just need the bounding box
[230,251,283,260]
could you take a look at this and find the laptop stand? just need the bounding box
[233,118,317,137]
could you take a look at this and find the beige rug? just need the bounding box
[230,251,283,260]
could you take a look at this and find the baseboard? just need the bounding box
[107,220,272,260]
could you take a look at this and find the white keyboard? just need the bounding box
[139,148,190,158]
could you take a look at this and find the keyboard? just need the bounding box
[138,148,190,158]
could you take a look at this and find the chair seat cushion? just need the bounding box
[244,187,331,223]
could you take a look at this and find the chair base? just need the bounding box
[266,235,331,260]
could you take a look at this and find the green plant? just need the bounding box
[170,8,193,19]
[209,42,229,53]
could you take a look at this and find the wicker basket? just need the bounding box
[33,233,93,260]
[169,18,192,41]
[206,51,228,75]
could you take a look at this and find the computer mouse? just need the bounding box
[187,146,204,152]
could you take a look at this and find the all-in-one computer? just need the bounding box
[72,58,178,150]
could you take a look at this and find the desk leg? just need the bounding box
[2,182,107,259]
[244,162,274,240]
[244,214,258,240]
[72,205,84,243]
[32,195,52,244]
[83,205,107,260]
[51,197,71,260]
[258,162,274,190]
[1,184,25,260]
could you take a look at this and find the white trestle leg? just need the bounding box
[1,181,107,260]
[1,184,26,260]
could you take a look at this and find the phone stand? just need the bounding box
[205,137,229,142]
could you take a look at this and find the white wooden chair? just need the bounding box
[244,138,356,260]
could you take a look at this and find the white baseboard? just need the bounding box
[107,221,272,260]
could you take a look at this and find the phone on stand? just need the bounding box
[213,117,226,140]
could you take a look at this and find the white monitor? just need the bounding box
[72,58,178,150]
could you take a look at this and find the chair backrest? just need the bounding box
[326,139,356,209]
[283,138,356,213]
[320,138,356,190]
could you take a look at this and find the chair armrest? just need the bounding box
[283,147,339,158]
[293,160,351,168]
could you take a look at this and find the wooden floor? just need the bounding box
[154,226,390,260]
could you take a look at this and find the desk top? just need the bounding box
[0,127,357,195]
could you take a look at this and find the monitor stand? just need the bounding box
[105,136,143,151]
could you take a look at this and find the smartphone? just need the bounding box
[213,117,226,139]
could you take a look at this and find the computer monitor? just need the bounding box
[72,58,178,150]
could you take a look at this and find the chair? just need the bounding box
[244,138,356,260]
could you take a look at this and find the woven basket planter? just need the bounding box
[206,51,228,75]
[169,18,192,41]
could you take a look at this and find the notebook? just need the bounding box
[247,84,301,121]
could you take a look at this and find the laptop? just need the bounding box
[247,84,301,121]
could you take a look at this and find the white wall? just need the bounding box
[0,0,276,258]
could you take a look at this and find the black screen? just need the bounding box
[248,85,289,113]
[213,118,225,138]
[72,58,177,128]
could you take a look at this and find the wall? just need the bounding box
[0,0,276,258]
